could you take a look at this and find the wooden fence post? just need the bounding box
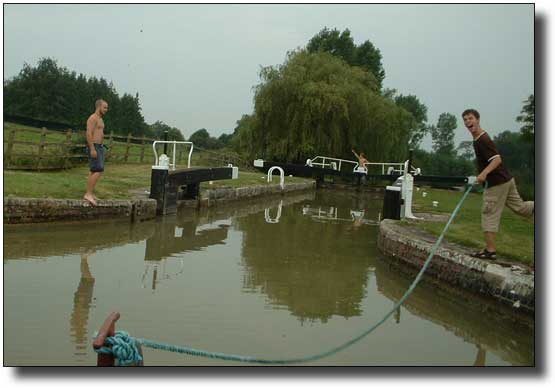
[5,127,16,168]
[140,134,146,163]
[64,128,73,169]
[36,127,47,171]
[124,133,132,162]
[108,131,114,161]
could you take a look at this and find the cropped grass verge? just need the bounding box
[407,187,534,265]
[3,163,313,200]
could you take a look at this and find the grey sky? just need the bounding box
[4,4,533,150]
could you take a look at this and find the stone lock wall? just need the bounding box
[378,219,534,314]
[3,198,157,224]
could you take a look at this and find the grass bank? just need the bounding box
[407,187,534,265]
[3,163,312,200]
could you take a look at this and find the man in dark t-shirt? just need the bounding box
[462,109,534,260]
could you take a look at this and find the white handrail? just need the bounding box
[309,156,358,171]
[152,141,194,170]
[264,200,283,223]
[267,166,285,189]
[363,162,405,175]
[308,155,408,175]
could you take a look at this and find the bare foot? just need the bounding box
[83,194,97,206]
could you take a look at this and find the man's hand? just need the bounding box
[476,172,487,184]
[90,147,98,159]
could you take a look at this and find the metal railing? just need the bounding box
[152,141,194,170]
[306,156,358,172]
[307,155,408,175]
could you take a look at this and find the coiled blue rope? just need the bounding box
[94,184,475,365]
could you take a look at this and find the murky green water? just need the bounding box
[3,190,534,366]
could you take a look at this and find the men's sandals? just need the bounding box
[472,249,497,260]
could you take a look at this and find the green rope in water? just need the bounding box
[94,184,475,365]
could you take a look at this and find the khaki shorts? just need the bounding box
[482,178,534,232]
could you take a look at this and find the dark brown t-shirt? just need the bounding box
[473,131,512,187]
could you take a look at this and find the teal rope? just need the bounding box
[94,184,475,365]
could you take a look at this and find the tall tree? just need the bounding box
[456,140,474,160]
[147,120,185,141]
[394,94,429,148]
[430,113,457,156]
[237,49,412,163]
[4,57,149,136]
[307,28,385,91]
[516,94,534,142]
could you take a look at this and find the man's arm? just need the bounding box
[477,155,502,183]
[351,149,359,158]
[86,115,97,159]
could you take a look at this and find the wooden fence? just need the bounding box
[2,126,178,170]
[3,125,252,171]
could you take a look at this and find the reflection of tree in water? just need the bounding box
[70,251,96,359]
[144,216,230,261]
[236,198,379,324]
[373,256,534,366]
[142,214,231,291]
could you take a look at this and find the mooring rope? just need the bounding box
[94,184,475,365]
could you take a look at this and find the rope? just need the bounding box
[94,184,475,365]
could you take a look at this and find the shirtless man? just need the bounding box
[84,99,108,206]
[352,148,369,167]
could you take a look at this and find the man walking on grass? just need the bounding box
[84,99,108,206]
[462,108,534,260]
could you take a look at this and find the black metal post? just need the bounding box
[163,130,169,155]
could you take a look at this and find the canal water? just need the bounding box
[3,190,534,366]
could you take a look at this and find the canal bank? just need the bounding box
[3,181,316,224]
[377,216,534,317]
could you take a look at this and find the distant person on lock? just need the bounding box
[352,149,369,168]
[462,108,534,260]
[84,99,108,206]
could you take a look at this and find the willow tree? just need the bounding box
[241,50,413,163]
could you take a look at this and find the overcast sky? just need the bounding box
[3,3,534,150]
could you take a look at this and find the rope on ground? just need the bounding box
[94,184,475,365]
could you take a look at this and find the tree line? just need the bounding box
[3,58,184,141]
[3,28,534,198]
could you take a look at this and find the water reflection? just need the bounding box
[3,220,155,261]
[3,189,534,366]
[70,250,96,360]
[264,200,283,224]
[144,216,230,260]
[301,204,379,227]
[373,255,534,366]
[141,215,229,291]
[236,191,380,324]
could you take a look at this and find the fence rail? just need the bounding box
[3,124,252,171]
[2,125,172,170]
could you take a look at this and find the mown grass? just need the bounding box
[3,122,246,167]
[407,186,535,265]
[3,163,312,200]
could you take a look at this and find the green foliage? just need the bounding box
[238,50,412,164]
[188,128,223,149]
[147,120,185,141]
[456,141,474,161]
[218,133,233,147]
[494,130,534,200]
[307,27,385,91]
[231,114,256,153]
[394,94,429,148]
[4,57,148,136]
[431,113,457,156]
[412,148,474,178]
[516,94,534,141]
